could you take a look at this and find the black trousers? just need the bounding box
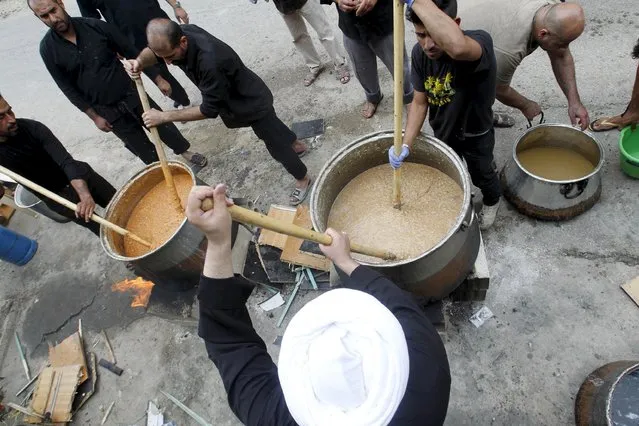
[95,90,191,165]
[43,167,117,236]
[250,110,307,180]
[448,129,501,206]
[153,62,190,107]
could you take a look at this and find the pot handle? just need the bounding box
[560,179,588,199]
[526,111,545,129]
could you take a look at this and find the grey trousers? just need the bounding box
[343,32,413,104]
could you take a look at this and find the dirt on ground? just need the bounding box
[0,0,26,19]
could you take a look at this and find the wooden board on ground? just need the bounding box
[27,365,82,423]
[280,205,330,272]
[621,276,639,307]
[257,205,296,249]
[48,332,88,384]
[0,203,15,225]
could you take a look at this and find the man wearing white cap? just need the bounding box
[186,184,451,426]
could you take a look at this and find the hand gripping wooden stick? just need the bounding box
[0,165,152,248]
[133,77,183,212]
[392,0,405,209]
[201,198,397,260]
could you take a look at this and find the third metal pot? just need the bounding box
[500,124,604,220]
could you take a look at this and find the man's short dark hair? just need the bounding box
[633,38,639,60]
[165,20,183,48]
[406,0,457,24]
[147,18,184,48]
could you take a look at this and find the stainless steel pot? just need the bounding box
[501,124,604,220]
[100,161,237,290]
[310,130,480,300]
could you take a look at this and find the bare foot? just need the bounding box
[362,99,382,119]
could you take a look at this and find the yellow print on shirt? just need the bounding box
[424,72,455,106]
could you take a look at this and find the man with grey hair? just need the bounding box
[457,0,589,129]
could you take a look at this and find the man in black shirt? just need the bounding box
[29,0,206,167]
[389,0,501,230]
[0,94,115,236]
[320,0,413,118]
[186,184,450,425]
[76,0,193,109]
[124,20,312,205]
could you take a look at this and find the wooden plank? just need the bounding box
[280,205,330,272]
[0,203,15,224]
[257,205,296,249]
[621,276,639,307]
[48,332,88,384]
[27,365,82,423]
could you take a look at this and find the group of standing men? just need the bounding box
[1,0,597,237]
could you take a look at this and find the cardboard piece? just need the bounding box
[280,205,330,272]
[257,205,296,249]
[27,365,82,423]
[621,276,639,307]
[48,332,88,384]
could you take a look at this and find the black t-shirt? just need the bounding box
[411,30,496,142]
[0,119,90,193]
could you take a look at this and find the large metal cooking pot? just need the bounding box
[501,124,604,220]
[100,161,237,290]
[310,130,480,300]
[575,360,639,426]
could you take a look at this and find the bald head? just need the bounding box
[28,0,71,34]
[146,18,188,64]
[545,3,585,43]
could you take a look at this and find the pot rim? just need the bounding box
[100,161,193,261]
[310,130,472,268]
[605,361,639,424]
[512,123,605,183]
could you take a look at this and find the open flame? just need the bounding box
[112,277,155,308]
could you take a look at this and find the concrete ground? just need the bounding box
[0,0,638,424]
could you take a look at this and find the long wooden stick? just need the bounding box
[392,0,405,209]
[0,165,152,248]
[201,199,396,260]
[133,78,183,212]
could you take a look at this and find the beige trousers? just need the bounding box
[281,0,346,70]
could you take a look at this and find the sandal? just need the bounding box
[361,95,383,119]
[188,153,208,167]
[304,66,323,87]
[493,112,515,128]
[335,63,351,84]
[290,178,312,206]
[589,117,623,132]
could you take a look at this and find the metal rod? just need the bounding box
[101,401,115,425]
[16,370,40,396]
[161,390,212,426]
[305,268,318,291]
[277,275,303,328]
[14,332,30,381]
[102,330,117,365]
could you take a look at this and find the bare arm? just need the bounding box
[410,0,482,61]
[164,0,189,24]
[141,106,207,127]
[70,179,95,221]
[403,91,429,149]
[548,47,589,129]
[137,47,159,69]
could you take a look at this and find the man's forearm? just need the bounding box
[203,241,234,279]
[496,84,533,110]
[70,179,91,199]
[84,107,100,121]
[163,106,207,123]
[549,49,581,105]
[404,100,428,149]
[137,47,159,69]
[165,0,180,8]
[410,0,471,59]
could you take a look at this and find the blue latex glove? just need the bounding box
[388,144,410,169]
[402,0,415,7]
